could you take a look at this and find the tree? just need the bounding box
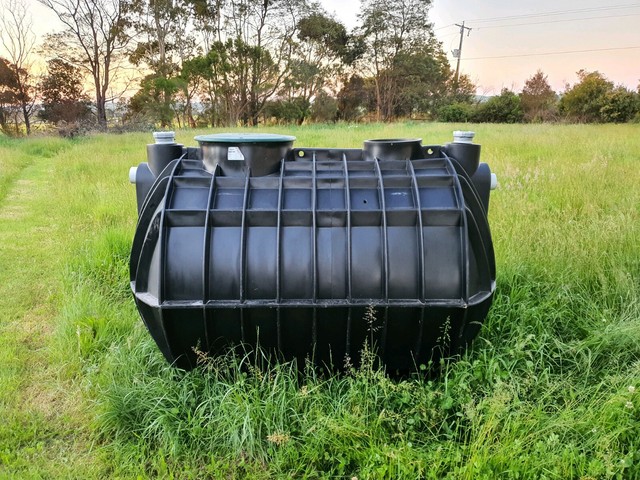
[39,58,91,124]
[38,0,133,128]
[182,43,230,127]
[0,0,37,135]
[230,38,282,126]
[279,12,350,124]
[185,0,224,51]
[520,70,557,122]
[126,74,182,125]
[436,73,476,121]
[223,0,302,126]
[128,0,197,127]
[358,0,437,120]
[559,70,612,123]
[447,74,476,104]
[0,57,22,134]
[182,38,281,127]
[180,54,214,126]
[389,42,451,118]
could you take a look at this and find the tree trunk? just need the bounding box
[21,102,31,135]
[374,78,382,122]
[96,98,107,128]
[95,83,107,129]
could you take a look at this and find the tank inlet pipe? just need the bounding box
[452,131,497,189]
[453,130,475,144]
[153,131,176,144]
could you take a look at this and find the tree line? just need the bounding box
[1,0,468,134]
[439,70,640,125]
[0,0,639,136]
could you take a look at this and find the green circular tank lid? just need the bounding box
[194,133,296,144]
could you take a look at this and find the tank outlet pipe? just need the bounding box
[129,166,137,184]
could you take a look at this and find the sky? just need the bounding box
[321,0,640,93]
[14,0,640,94]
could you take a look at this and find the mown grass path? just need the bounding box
[0,140,103,477]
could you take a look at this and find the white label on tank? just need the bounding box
[227,147,245,161]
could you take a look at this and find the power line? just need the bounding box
[464,3,640,24]
[439,31,460,40]
[464,45,640,61]
[473,12,640,30]
[434,24,455,31]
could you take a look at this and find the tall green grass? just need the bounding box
[1,124,639,478]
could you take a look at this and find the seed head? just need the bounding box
[267,432,291,446]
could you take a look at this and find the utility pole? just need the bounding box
[453,21,472,92]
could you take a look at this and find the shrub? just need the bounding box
[437,102,474,122]
[310,91,338,123]
[265,98,310,125]
[558,70,639,123]
[57,121,88,138]
[473,89,524,123]
[599,87,639,123]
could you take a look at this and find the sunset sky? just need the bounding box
[16,0,640,94]
[322,0,640,93]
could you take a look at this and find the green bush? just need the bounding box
[310,91,338,123]
[559,70,640,123]
[437,102,474,122]
[599,87,640,123]
[473,89,524,123]
[264,98,310,124]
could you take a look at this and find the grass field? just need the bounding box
[0,123,638,479]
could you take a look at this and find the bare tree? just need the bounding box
[0,0,37,134]
[224,0,302,125]
[38,0,132,128]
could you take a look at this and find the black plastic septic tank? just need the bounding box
[129,131,496,372]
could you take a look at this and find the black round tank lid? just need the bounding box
[194,133,296,143]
